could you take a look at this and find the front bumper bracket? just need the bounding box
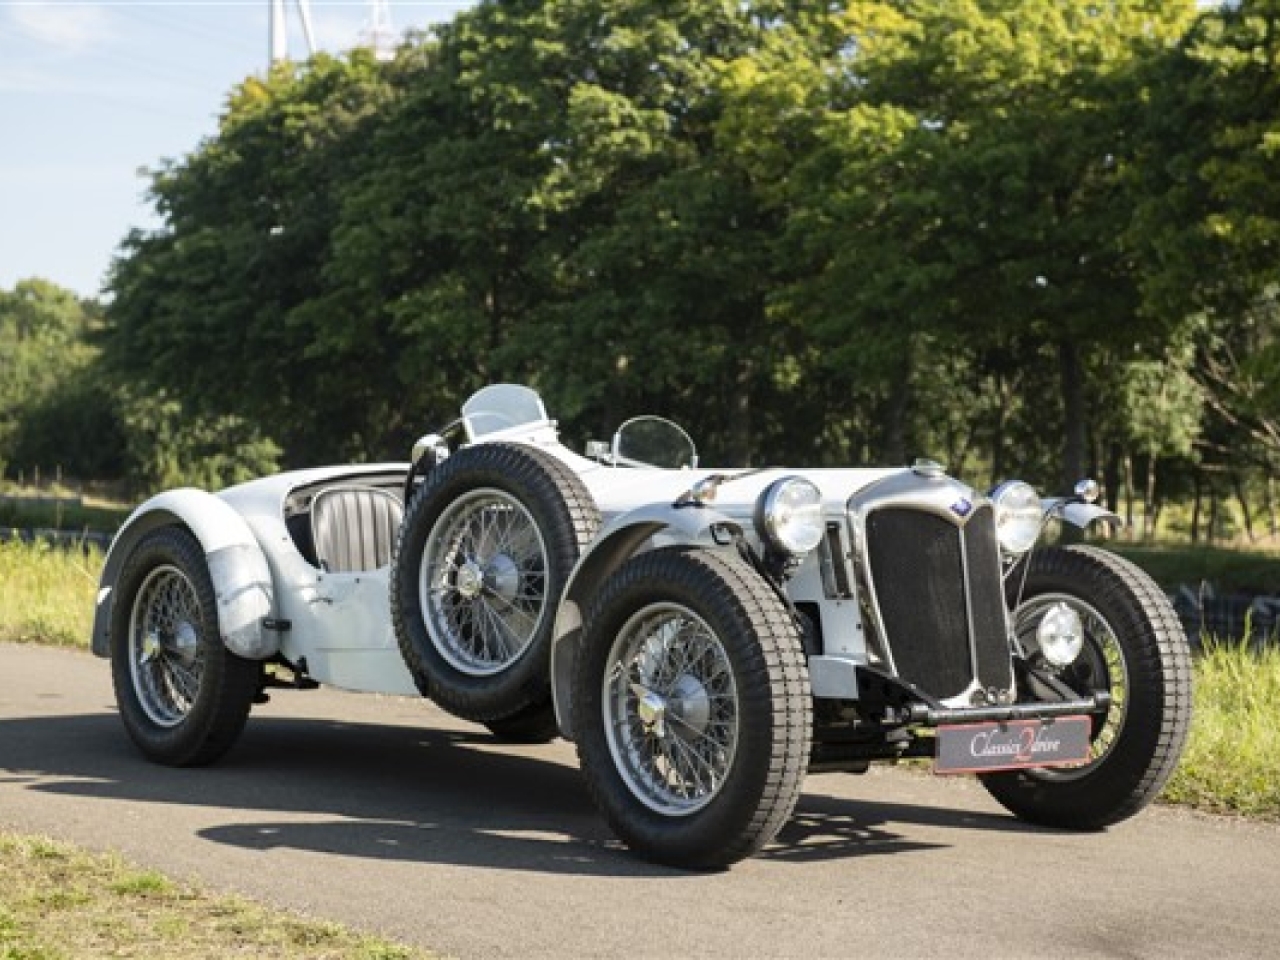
[905,692,1111,728]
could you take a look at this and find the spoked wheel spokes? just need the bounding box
[110,526,260,766]
[129,564,207,728]
[983,546,1192,830]
[391,442,601,724]
[574,548,811,869]
[422,489,549,676]
[606,604,739,816]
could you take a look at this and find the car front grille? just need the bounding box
[862,504,1012,701]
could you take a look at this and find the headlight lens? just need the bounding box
[992,480,1042,555]
[1037,601,1085,667]
[756,477,824,556]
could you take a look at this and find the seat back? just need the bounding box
[310,485,404,573]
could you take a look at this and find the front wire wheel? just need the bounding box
[605,603,740,816]
[1013,592,1129,772]
[982,545,1192,828]
[574,548,811,870]
[109,527,260,766]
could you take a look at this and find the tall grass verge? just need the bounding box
[0,539,104,646]
[1164,638,1280,820]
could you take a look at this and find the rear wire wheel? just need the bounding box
[109,527,259,766]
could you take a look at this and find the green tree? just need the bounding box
[105,52,397,466]
[0,279,115,484]
[731,1,1196,483]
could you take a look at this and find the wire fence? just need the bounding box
[1169,586,1280,648]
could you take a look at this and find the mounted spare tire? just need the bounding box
[391,442,599,723]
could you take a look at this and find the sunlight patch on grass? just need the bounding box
[1164,640,1280,820]
[0,833,430,960]
[0,540,102,647]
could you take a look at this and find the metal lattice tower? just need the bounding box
[361,0,397,62]
[269,0,317,66]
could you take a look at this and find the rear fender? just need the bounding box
[549,503,742,739]
[92,489,276,660]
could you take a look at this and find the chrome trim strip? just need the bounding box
[846,471,995,705]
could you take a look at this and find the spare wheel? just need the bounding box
[391,442,599,722]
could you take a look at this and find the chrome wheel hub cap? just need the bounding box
[128,565,205,729]
[455,561,485,599]
[667,673,712,739]
[604,604,738,817]
[420,489,550,676]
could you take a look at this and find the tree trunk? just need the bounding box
[1122,452,1135,536]
[1191,469,1202,544]
[1267,473,1278,540]
[1103,443,1121,514]
[882,349,912,466]
[728,355,753,465]
[1232,470,1255,543]
[1207,479,1220,544]
[990,401,1008,489]
[1143,454,1157,541]
[1059,341,1086,493]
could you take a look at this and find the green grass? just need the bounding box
[1109,542,1280,595]
[0,494,129,535]
[0,833,430,960]
[1163,639,1280,820]
[0,540,103,647]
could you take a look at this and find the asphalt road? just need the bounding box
[2,642,1276,959]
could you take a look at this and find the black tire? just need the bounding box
[981,545,1192,829]
[109,527,260,766]
[484,699,560,744]
[391,442,599,723]
[573,548,812,870]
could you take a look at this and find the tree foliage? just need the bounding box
[5,0,1280,537]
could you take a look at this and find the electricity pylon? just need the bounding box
[362,0,396,62]
[269,0,317,66]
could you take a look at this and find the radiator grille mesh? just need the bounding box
[965,506,1014,692]
[865,508,972,698]
[864,505,1011,700]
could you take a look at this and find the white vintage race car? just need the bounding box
[91,384,1192,868]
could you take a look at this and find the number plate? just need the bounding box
[934,716,1092,775]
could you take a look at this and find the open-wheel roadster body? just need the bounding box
[92,384,1192,868]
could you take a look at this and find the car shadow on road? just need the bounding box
[1,710,1046,875]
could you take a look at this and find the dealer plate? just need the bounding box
[934,716,1092,775]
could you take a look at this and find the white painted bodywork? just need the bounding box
[93,433,905,704]
[94,464,420,696]
[218,466,419,695]
[91,386,933,714]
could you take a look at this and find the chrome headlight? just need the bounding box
[992,480,1043,555]
[755,477,824,557]
[1037,602,1085,667]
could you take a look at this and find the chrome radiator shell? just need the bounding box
[845,472,1014,704]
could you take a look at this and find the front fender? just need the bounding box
[549,502,742,739]
[1043,498,1123,531]
[92,489,276,660]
